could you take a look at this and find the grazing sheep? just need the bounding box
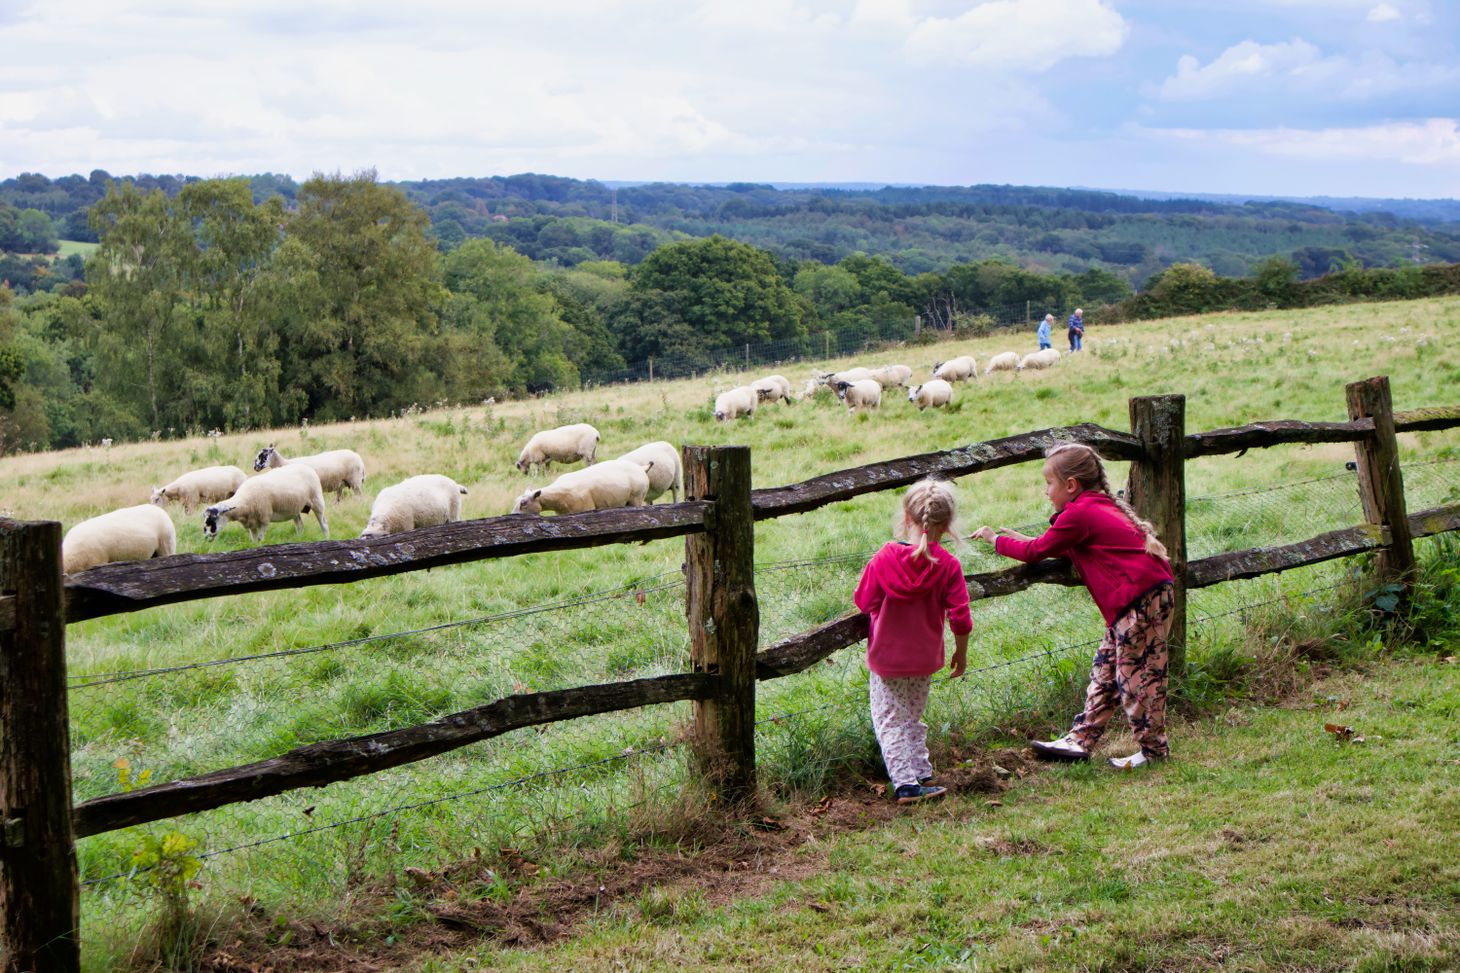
[1017,348,1063,371]
[835,379,882,413]
[983,351,1020,375]
[62,504,177,575]
[827,367,873,386]
[205,464,328,543]
[907,379,954,411]
[514,423,600,475]
[868,364,913,389]
[933,355,979,382]
[714,386,759,422]
[359,475,469,538]
[150,465,248,514]
[511,459,651,516]
[617,441,683,503]
[751,374,794,405]
[253,444,365,502]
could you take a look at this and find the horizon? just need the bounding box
[2,2,1457,200]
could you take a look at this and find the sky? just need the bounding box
[1,0,1457,198]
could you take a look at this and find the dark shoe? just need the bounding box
[919,774,936,786]
[1029,734,1091,761]
[895,783,947,805]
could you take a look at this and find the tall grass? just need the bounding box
[2,297,1457,969]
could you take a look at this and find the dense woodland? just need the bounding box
[1,168,1458,454]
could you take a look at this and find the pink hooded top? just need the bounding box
[993,490,1174,626]
[853,541,973,678]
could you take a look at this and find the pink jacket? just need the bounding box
[854,541,973,678]
[993,490,1174,626]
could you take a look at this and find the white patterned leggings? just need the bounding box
[869,673,934,788]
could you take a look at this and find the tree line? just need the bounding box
[2,170,1458,455]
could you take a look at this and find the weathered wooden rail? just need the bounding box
[3,375,1458,973]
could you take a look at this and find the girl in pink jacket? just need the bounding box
[854,479,973,804]
[972,443,1175,768]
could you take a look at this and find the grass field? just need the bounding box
[56,238,100,258]
[2,296,1458,969]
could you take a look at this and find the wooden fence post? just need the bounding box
[1127,396,1188,679]
[1346,376,1416,593]
[0,519,79,973]
[683,446,758,804]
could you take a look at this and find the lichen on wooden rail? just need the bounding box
[1186,524,1387,588]
[72,672,718,838]
[1183,419,1373,458]
[1393,405,1460,434]
[1408,503,1460,538]
[750,423,1143,520]
[63,502,710,624]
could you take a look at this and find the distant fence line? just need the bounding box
[579,299,1050,389]
[2,377,1459,972]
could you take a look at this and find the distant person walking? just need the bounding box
[854,479,972,804]
[1067,308,1085,352]
[1037,314,1054,350]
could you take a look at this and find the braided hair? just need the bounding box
[1044,443,1169,560]
[896,478,962,563]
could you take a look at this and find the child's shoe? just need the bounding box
[894,783,947,805]
[1107,751,1163,769]
[1029,733,1090,761]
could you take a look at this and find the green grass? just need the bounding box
[438,654,1460,972]
[56,239,100,258]
[2,297,1458,968]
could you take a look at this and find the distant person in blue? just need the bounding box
[1068,308,1085,352]
[1037,314,1054,350]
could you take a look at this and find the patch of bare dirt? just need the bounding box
[197,749,1035,972]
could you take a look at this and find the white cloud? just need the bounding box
[902,0,1128,71]
[1144,118,1460,166]
[1155,38,1458,101]
[1366,2,1401,20]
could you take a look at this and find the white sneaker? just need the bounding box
[1029,733,1090,761]
[1107,751,1158,769]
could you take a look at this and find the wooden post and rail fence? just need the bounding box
[4,375,1459,971]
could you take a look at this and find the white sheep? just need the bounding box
[714,386,758,422]
[982,352,1020,376]
[1017,348,1063,371]
[514,423,601,475]
[907,379,954,411]
[511,459,651,516]
[616,441,683,503]
[827,367,873,386]
[150,465,248,514]
[253,444,365,502]
[62,504,177,575]
[750,375,794,405]
[359,475,469,538]
[933,355,979,382]
[205,464,328,543]
[868,364,913,389]
[835,379,882,413]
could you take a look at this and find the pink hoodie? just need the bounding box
[854,541,973,678]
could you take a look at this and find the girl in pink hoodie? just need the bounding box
[972,443,1175,768]
[854,479,973,804]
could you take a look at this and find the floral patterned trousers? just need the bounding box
[869,673,934,788]
[1069,583,1174,758]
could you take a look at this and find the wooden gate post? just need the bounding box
[1127,396,1188,679]
[683,446,758,804]
[1346,376,1416,593]
[0,519,79,973]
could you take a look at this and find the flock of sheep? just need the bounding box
[57,431,683,576]
[57,344,1064,576]
[714,346,1064,420]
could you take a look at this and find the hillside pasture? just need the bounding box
[2,297,1458,967]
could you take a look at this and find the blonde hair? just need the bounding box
[894,478,961,563]
[1043,443,1169,560]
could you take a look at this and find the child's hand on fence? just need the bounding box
[971,526,998,544]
